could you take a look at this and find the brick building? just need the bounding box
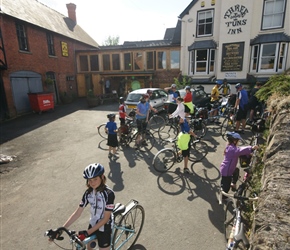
[0,0,98,119]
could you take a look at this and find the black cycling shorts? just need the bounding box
[88,225,111,248]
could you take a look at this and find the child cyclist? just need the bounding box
[105,113,119,160]
[220,132,258,200]
[49,163,115,250]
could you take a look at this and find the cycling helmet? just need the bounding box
[147,89,153,95]
[119,97,124,103]
[107,113,116,119]
[216,80,223,85]
[235,83,242,89]
[226,131,242,140]
[171,84,177,88]
[185,86,191,90]
[83,163,104,179]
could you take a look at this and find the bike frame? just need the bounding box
[76,223,135,250]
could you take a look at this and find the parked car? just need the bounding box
[179,87,211,107]
[125,88,168,112]
[164,87,211,111]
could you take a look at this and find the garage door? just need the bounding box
[10,71,43,114]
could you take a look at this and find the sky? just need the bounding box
[38,0,192,45]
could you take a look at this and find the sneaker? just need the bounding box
[141,141,148,146]
[134,144,139,150]
[112,154,119,160]
[183,168,190,174]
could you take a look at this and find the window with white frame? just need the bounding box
[197,10,214,37]
[262,0,286,29]
[250,42,288,72]
[190,49,215,74]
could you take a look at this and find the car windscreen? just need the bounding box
[126,93,143,102]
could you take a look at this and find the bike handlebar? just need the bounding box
[219,190,259,205]
[45,227,86,250]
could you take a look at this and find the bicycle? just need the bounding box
[147,110,165,132]
[219,135,260,249]
[98,110,136,140]
[157,115,180,141]
[45,199,145,250]
[220,107,237,138]
[118,119,155,152]
[152,136,208,173]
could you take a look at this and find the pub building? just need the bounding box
[178,0,290,93]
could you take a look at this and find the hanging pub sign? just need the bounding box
[224,4,249,34]
[221,42,244,72]
[61,41,68,57]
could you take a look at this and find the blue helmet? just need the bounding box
[83,163,104,179]
[216,80,223,85]
[226,131,242,140]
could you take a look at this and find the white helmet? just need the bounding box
[83,163,104,179]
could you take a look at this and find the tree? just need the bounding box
[103,36,120,46]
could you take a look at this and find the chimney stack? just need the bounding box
[66,3,77,23]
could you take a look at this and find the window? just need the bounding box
[112,54,120,70]
[79,55,88,71]
[157,51,166,69]
[190,49,215,74]
[250,45,259,71]
[134,52,144,70]
[250,42,288,72]
[103,54,110,71]
[262,0,286,29]
[16,22,28,51]
[146,51,154,70]
[124,53,132,70]
[90,55,99,71]
[197,10,214,37]
[170,51,180,69]
[46,33,55,56]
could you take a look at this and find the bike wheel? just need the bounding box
[138,131,155,152]
[190,140,208,162]
[98,123,107,139]
[224,199,236,243]
[112,204,145,250]
[220,118,235,138]
[153,149,176,172]
[158,124,178,141]
[148,115,165,132]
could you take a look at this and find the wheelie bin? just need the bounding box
[28,92,54,114]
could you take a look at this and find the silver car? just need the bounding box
[125,88,168,112]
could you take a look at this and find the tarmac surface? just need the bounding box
[0,98,240,250]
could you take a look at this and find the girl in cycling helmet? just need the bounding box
[62,163,115,250]
[220,132,258,200]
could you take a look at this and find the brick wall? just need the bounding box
[1,15,96,117]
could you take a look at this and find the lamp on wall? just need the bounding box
[178,17,194,23]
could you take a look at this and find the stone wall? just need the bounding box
[251,96,290,249]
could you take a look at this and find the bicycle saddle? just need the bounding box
[113,203,126,216]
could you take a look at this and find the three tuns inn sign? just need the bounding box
[224,4,249,35]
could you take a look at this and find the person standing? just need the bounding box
[220,132,258,200]
[219,78,231,96]
[164,84,180,114]
[118,97,128,126]
[105,78,111,94]
[105,114,119,160]
[248,82,263,124]
[61,163,115,250]
[209,80,222,122]
[183,86,194,116]
[135,94,150,149]
[234,83,249,134]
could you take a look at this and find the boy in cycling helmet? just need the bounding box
[220,132,258,200]
[62,163,115,250]
[105,114,119,159]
